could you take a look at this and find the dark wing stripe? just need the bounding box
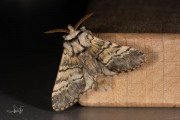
[114,47,131,57]
[72,76,84,81]
[59,66,82,72]
[56,68,83,83]
[104,56,113,66]
[96,42,112,58]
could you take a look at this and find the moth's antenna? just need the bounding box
[44,29,70,34]
[74,12,94,30]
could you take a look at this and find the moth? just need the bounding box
[45,12,146,111]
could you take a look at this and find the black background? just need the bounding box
[0,0,89,110]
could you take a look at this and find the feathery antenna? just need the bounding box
[74,12,94,30]
[44,29,69,34]
[44,12,94,34]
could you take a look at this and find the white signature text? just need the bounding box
[6,105,24,114]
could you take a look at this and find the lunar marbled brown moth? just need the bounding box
[45,12,146,111]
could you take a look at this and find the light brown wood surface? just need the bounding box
[79,33,180,107]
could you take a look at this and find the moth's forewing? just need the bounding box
[52,50,85,111]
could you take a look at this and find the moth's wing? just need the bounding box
[89,36,146,73]
[95,62,117,92]
[78,52,99,93]
[98,62,117,76]
[52,49,85,111]
[78,51,116,93]
[82,67,96,93]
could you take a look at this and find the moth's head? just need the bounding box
[44,12,94,41]
[62,24,92,41]
[62,24,80,41]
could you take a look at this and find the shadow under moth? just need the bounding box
[45,12,146,111]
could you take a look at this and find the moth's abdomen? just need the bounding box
[89,37,146,73]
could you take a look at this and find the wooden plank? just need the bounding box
[79,33,180,107]
[84,0,180,33]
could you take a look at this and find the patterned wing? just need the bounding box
[78,51,117,93]
[78,52,101,93]
[52,49,85,111]
[89,36,146,73]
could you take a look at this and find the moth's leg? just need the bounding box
[82,68,97,94]
[78,52,98,94]
[95,61,117,92]
[96,74,113,92]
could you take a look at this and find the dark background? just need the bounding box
[0,0,89,111]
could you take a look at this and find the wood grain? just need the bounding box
[79,33,180,107]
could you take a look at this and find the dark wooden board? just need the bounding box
[84,0,180,33]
